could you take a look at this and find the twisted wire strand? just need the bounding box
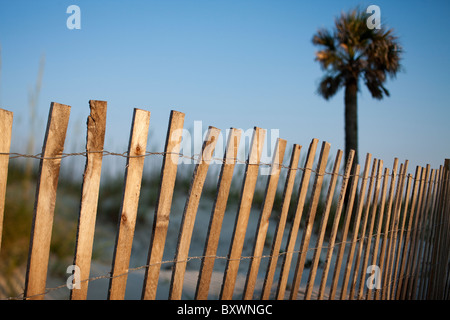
[0,151,445,183]
[5,220,441,301]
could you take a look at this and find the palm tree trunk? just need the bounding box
[343,78,359,214]
[344,79,358,166]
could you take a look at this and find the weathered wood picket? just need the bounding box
[0,101,449,300]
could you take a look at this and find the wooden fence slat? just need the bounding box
[439,160,450,298]
[425,166,444,299]
[328,163,361,300]
[409,164,433,298]
[108,108,151,300]
[390,164,413,299]
[24,102,71,300]
[431,160,450,299]
[195,128,242,300]
[317,149,355,300]
[169,126,221,300]
[384,162,408,299]
[374,158,399,300]
[417,169,437,298]
[355,159,383,300]
[399,166,426,299]
[348,158,379,299]
[289,141,331,300]
[442,196,450,299]
[420,168,441,299]
[426,166,444,299]
[0,108,13,253]
[71,100,107,300]
[380,161,404,299]
[339,153,372,300]
[366,167,390,300]
[393,170,415,299]
[304,149,343,300]
[260,144,302,300]
[142,110,185,300]
[405,165,430,299]
[275,138,319,300]
[438,161,450,298]
[402,166,428,299]
[242,138,287,300]
[219,127,266,300]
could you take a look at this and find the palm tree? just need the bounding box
[312,7,402,166]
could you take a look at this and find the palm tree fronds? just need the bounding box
[312,6,402,100]
[318,74,343,100]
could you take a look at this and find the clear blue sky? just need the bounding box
[1,0,449,174]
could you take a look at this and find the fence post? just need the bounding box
[24,102,71,300]
[169,126,221,300]
[261,144,302,300]
[108,108,151,300]
[71,100,107,300]
[141,110,185,300]
[243,138,287,300]
[219,127,266,300]
[195,128,242,300]
[0,108,13,253]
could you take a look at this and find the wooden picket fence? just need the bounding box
[0,101,449,300]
